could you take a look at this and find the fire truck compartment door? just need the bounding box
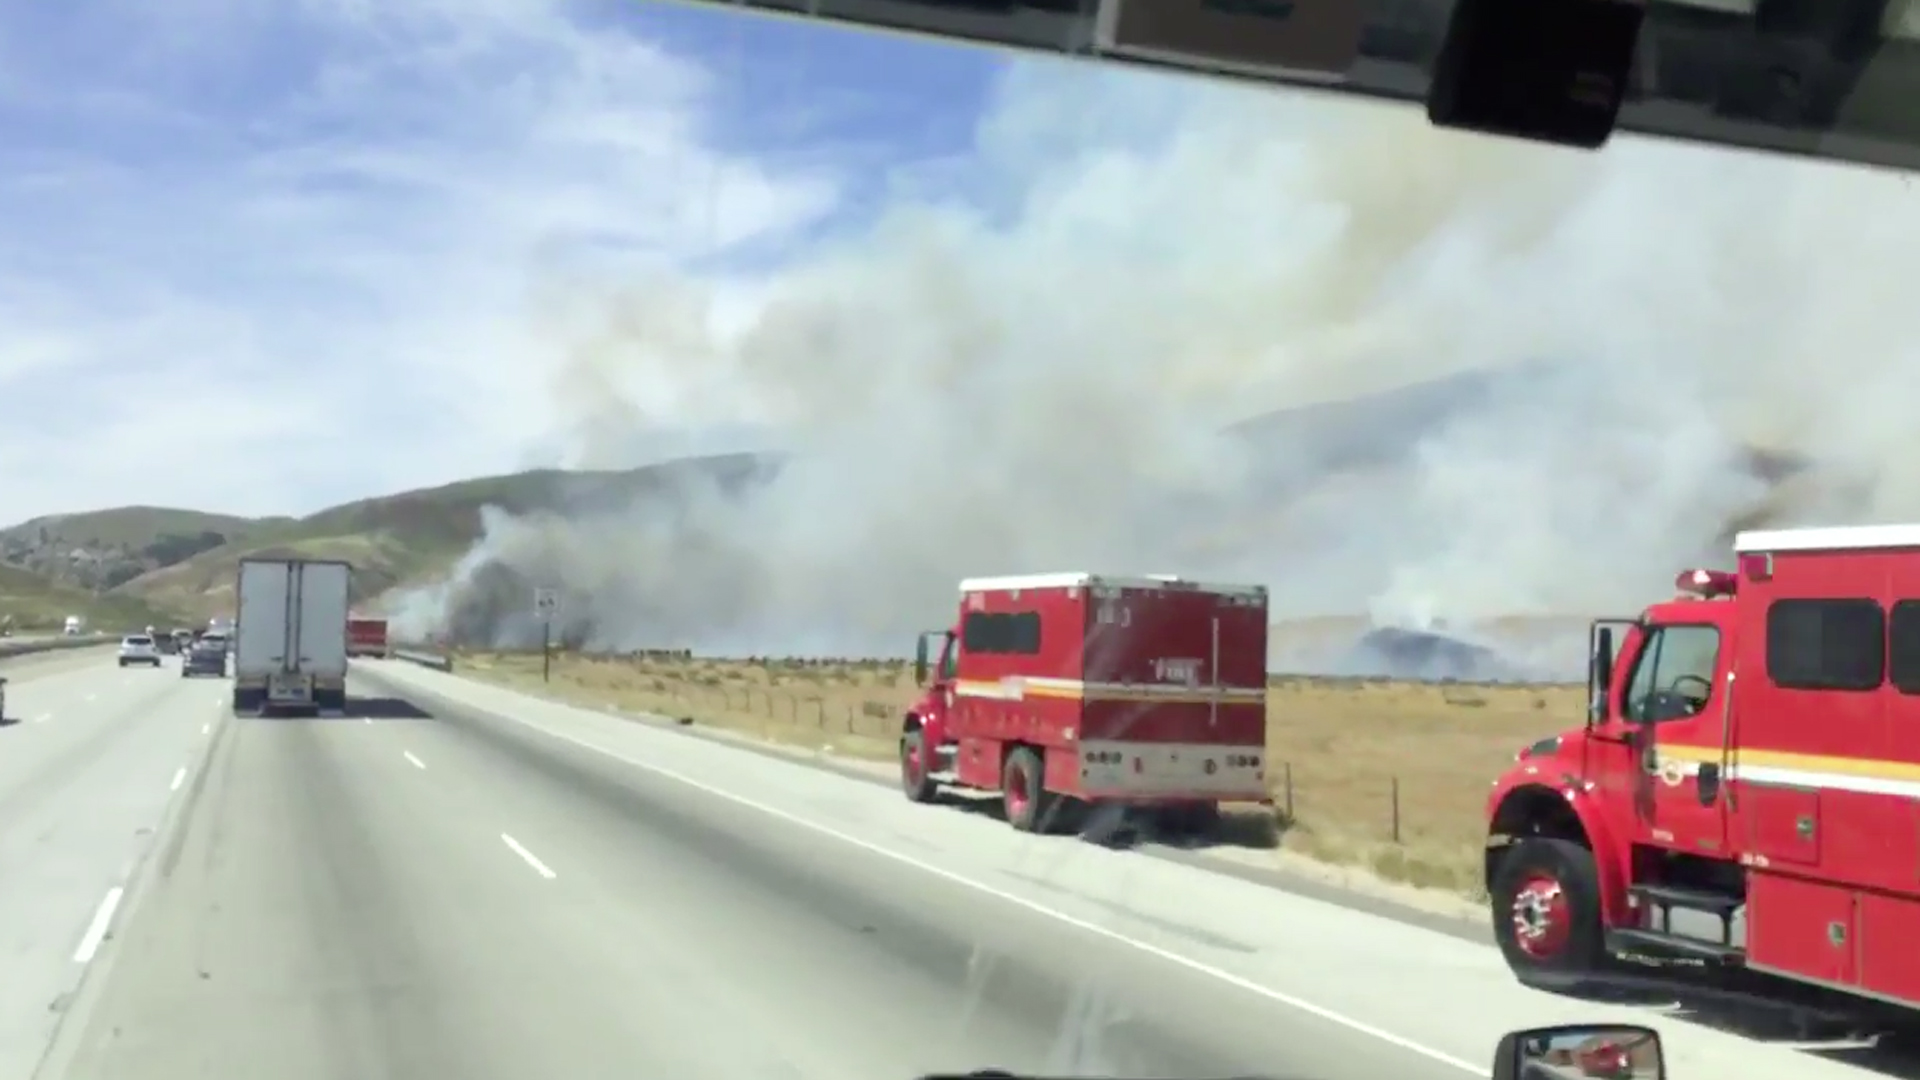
[1742,782,1821,867]
[1748,872,1857,988]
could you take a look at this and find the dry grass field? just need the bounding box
[450,649,1585,898]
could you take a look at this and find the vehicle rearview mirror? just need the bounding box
[914,635,931,687]
[1499,1023,1664,1080]
[1588,626,1614,723]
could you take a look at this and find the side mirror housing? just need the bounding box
[1588,625,1615,723]
[913,635,931,687]
[1498,1023,1664,1080]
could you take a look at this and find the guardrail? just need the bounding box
[390,649,455,673]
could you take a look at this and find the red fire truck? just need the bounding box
[901,572,1271,833]
[1486,522,1920,1015]
[346,616,390,659]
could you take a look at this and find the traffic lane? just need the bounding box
[0,661,221,1080]
[336,675,1476,1080]
[361,661,1901,1080]
[47,701,1052,1080]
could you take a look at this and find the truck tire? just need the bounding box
[1491,836,1605,980]
[900,728,939,803]
[1157,801,1220,836]
[1002,746,1053,833]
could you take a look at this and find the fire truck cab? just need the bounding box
[902,572,1271,834]
[1487,523,1920,1014]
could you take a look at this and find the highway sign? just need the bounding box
[534,588,560,618]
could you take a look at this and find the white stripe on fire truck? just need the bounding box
[951,677,1266,703]
[1651,753,1920,800]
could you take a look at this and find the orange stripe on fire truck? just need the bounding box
[1652,743,1920,798]
[951,677,1266,705]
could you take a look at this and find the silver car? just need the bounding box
[117,634,162,668]
[182,641,227,678]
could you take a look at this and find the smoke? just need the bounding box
[390,60,1920,667]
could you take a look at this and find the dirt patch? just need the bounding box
[451,651,1580,899]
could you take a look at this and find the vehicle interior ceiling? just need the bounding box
[683,0,1920,173]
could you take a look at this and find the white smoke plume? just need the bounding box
[389,59,1920,673]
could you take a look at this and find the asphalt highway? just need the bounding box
[3,655,1904,1080]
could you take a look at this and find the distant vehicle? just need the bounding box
[199,631,229,655]
[62,615,83,636]
[346,616,390,659]
[233,558,349,717]
[117,635,162,668]
[903,572,1272,833]
[181,639,227,679]
[170,628,193,651]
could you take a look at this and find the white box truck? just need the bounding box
[233,557,350,716]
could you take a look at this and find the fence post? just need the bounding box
[1390,776,1402,844]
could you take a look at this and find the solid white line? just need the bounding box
[169,767,186,792]
[73,886,125,963]
[84,694,96,702]
[500,833,556,879]
[363,717,372,725]
[403,751,425,770]
[467,697,1479,1073]
[32,713,50,724]
[201,722,210,735]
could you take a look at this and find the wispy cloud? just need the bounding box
[0,0,952,518]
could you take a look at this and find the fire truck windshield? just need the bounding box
[19,0,1912,1075]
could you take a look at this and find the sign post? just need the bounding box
[534,588,560,683]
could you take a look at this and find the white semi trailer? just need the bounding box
[232,557,350,717]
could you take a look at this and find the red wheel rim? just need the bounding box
[1005,760,1029,820]
[1510,870,1571,959]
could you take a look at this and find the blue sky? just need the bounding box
[0,0,1029,520]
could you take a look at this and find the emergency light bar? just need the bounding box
[1674,568,1738,598]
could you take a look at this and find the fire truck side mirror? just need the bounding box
[1588,626,1615,723]
[913,636,931,687]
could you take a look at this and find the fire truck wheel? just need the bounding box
[900,728,939,803]
[1491,837,1604,978]
[1002,746,1052,833]
[1157,801,1220,836]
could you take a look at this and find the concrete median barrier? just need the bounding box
[0,634,112,660]
[390,649,455,673]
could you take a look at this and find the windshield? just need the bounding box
[9,1,1916,1078]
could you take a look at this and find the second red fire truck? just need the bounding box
[346,616,390,659]
[901,572,1272,832]
[1486,522,1920,1019]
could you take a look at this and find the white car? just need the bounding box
[117,634,162,668]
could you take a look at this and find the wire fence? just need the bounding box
[423,648,1514,863]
